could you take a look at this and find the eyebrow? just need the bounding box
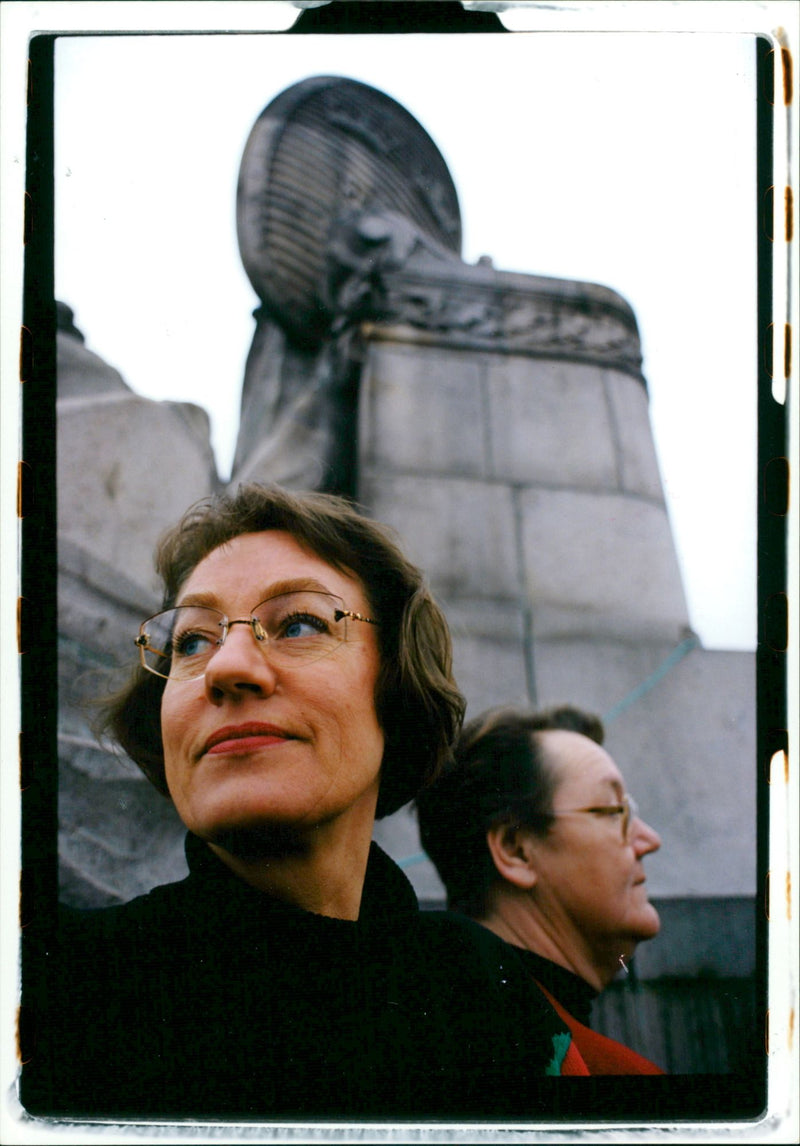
[587,776,624,802]
[177,577,337,609]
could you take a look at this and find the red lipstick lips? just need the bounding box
[204,723,293,756]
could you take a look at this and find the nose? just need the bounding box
[631,816,661,858]
[203,620,278,703]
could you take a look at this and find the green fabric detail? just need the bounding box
[545,1031,572,1076]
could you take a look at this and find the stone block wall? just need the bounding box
[359,328,691,697]
[361,326,755,913]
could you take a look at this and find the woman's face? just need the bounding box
[160,531,385,850]
[530,730,661,970]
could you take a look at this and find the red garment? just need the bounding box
[536,981,665,1076]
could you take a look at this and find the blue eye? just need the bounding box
[281,613,328,639]
[173,630,215,658]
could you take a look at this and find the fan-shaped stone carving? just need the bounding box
[237,75,461,343]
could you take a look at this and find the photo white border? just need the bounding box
[1,2,797,1142]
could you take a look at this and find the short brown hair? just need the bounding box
[103,484,465,818]
[415,705,605,916]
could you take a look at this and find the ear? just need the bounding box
[486,822,538,891]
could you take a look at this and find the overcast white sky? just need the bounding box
[53,25,759,650]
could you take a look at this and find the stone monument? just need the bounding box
[233,75,462,494]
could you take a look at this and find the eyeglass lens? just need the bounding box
[623,794,639,839]
[139,591,350,680]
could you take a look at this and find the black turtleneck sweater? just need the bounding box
[515,948,599,1026]
[21,834,570,1120]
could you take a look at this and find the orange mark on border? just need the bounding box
[781,47,793,105]
[787,187,794,242]
[787,871,793,920]
[786,324,793,380]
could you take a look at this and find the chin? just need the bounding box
[635,904,661,940]
[177,777,329,844]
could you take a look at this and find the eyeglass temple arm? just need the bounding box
[334,609,378,625]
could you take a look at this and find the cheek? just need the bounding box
[160,688,180,750]
[599,850,632,889]
[565,850,625,912]
[160,687,196,777]
[332,684,385,779]
[603,855,643,921]
[324,651,383,728]
[328,690,384,767]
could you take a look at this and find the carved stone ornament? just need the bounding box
[372,264,645,378]
[323,212,644,378]
[237,75,462,344]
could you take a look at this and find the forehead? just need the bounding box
[538,729,624,798]
[177,530,367,606]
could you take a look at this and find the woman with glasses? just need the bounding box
[22,483,572,1120]
[415,705,665,1074]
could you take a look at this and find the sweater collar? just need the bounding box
[515,948,598,1026]
[183,831,419,928]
